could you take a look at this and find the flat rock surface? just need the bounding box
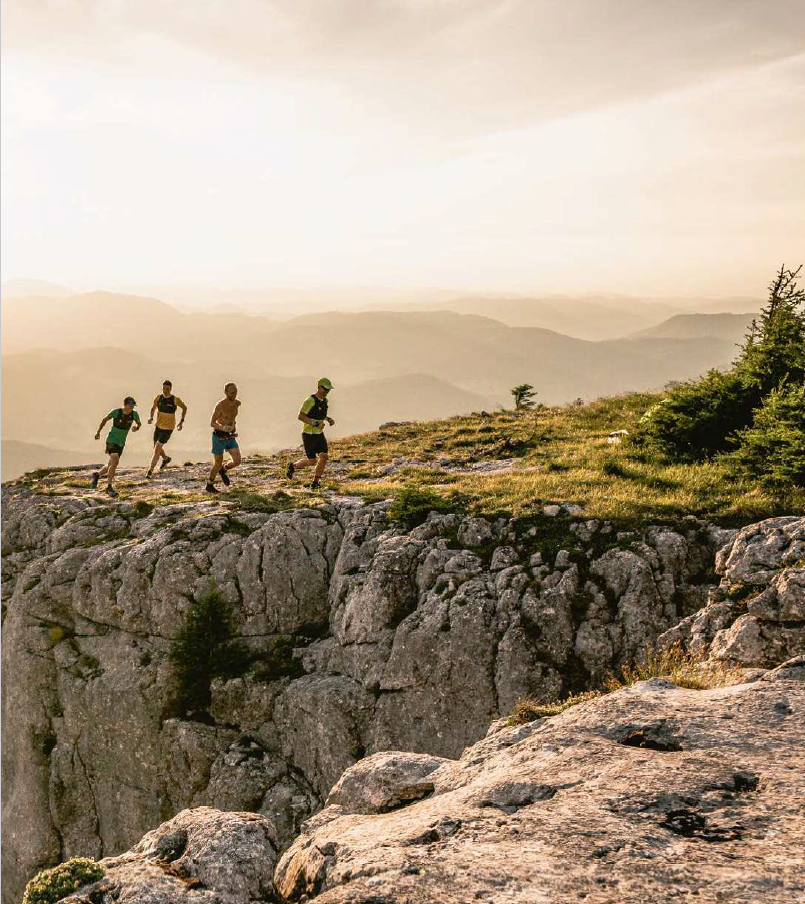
[276,678,805,904]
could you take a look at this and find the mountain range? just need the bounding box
[1,289,758,479]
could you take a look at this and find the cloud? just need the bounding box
[4,0,804,137]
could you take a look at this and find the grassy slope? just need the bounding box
[9,392,803,528]
[332,392,803,525]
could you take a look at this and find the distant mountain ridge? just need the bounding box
[632,312,756,343]
[1,289,755,478]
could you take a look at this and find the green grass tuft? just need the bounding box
[23,858,104,904]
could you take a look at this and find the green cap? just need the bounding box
[318,377,334,390]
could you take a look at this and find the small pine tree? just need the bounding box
[511,384,537,410]
[733,383,805,491]
[168,586,250,717]
[737,264,805,398]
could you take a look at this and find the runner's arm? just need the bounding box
[298,397,321,427]
[131,412,142,432]
[148,396,158,424]
[177,398,188,429]
[94,415,110,440]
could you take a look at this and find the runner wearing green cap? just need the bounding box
[286,377,335,490]
[90,396,141,497]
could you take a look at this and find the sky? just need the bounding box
[2,0,804,297]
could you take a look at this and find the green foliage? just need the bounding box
[387,486,463,528]
[168,586,250,717]
[635,264,805,464]
[251,635,304,682]
[511,383,537,410]
[633,369,752,460]
[738,265,805,396]
[733,383,805,491]
[131,501,154,518]
[228,488,293,514]
[23,858,104,904]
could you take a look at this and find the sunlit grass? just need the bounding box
[14,392,804,524]
[331,393,803,525]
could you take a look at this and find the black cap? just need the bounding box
[124,396,137,406]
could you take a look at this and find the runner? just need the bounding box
[206,382,241,493]
[285,377,335,490]
[146,380,187,478]
[91,397,141,497]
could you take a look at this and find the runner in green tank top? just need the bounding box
[90,396,141,497]
[285,378,335,490]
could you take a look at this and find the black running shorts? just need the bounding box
[153,427,173,445]
[302,432,328,458]
[105,442,124,457]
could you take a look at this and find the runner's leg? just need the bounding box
[106,453,120,485]
[314,452,328,479]
[224,446,242,472]
[209,453,224,483]
[149,442,162,473]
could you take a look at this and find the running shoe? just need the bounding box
[160,456,172,471]
[205,482,219,494]
[310,478,321,490]
[286,461,295,479]
[220,468,231,486]
[145,470,154,479]
[106,485,118,498]
[91,471,100,489]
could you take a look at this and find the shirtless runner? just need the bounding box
[206,382,241,493]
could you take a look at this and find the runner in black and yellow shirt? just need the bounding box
[146,380,187,477]
[285,377,335,490]
[91,396,141,497]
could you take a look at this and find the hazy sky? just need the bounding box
[2,0,804,296]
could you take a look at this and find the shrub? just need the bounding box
[732,383,805,491]
[168,586,250,717]
[23,858,104,904]
[634,265,804,463]
[387,486,462,529]
[633,369,752,461]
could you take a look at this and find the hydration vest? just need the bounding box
[157,394,177,415]
[113,409,136,432]
[307,394,328,422]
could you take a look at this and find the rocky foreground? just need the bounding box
[59,670,805,903]
[2,465,804,902]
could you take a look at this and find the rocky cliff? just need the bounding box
[3,469,804,902]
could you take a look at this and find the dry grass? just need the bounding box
[506,690,604,726]
[506,643,745,727]
[331,393,803,525]
[14,392,805,524]
[605,643,745,691]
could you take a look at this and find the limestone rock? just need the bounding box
[275,679,805,904]
[62,808,277,904]
[1,484,795,903]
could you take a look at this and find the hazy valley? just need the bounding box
[1,286,757,480]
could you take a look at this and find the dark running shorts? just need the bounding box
[105,442,124,457]
[302,432,328,458]
[153,427,173,445]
